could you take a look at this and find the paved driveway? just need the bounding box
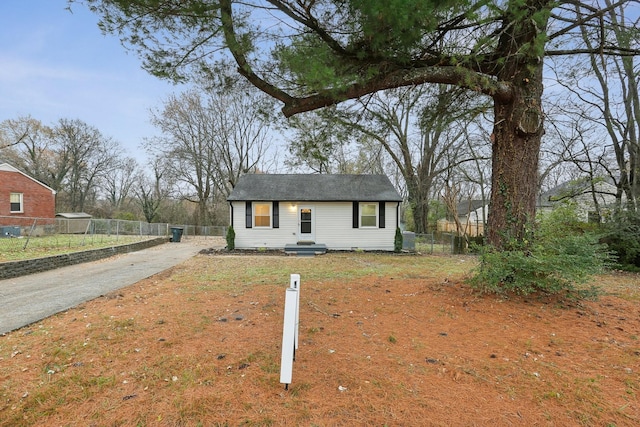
[0,237,223,334]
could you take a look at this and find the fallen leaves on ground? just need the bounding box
[0,253,638,426]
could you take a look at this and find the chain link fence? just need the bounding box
[0,216,227,257]
[413,232,483,254]
[414,232,449,254]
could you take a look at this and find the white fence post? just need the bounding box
[280,273,301,390]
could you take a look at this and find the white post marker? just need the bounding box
[290,274,301,354]
[280,274,301,390]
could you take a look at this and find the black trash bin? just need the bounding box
[170,227,184,242]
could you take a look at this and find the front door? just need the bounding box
[298,206,315,243]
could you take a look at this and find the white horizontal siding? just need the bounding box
[314,202,398,250]
[230,201,297,249]
[230,201,399,251]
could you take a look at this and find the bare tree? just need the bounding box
[442,180,476,251]
[147,77,274,225]
[53,119,120,212]
[148,90,218,225]
[0,116,56,186]
[326,85,489,233]
[135,159,170,223]
[203,76,275,191]
[101,156,142,216]
[542,0,639,215]
[285,110,347,174]
[456,125,492,228]
[578,0,639,212]
[284,107,387,174]
[0,116,42,150]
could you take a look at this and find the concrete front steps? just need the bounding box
[284,242,327,256]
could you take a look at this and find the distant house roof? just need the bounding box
[537,177,617,208]
[227,174,403,202]
[0,163,57,195]
[456,200,488,216]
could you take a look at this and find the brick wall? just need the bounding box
[0,237,169,280]
[0,170,56,225]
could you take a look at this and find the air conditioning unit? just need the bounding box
[0,226,21,238]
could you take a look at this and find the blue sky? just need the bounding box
[0,0,182,162]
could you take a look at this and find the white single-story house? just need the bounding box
[227,174,403,251]
[537,177,621,222]
[457,200,489,224]
[437,199,487,236]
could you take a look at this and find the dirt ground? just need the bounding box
[0,252,638,426]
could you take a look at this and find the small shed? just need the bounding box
[56,212,93,234]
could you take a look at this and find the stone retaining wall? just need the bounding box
[0,237,169,280]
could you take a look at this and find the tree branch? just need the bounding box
[220,0,512,118]
[281,67,511,117]
[266,0,349,57]
[1,127,29,149]
[548,0,630,41]
[546,46,640,56]
[219,0,296,106]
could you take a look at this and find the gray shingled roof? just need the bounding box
[227,174,403,202]
[456,200,488,216]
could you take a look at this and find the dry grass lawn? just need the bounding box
[0,251,638,426]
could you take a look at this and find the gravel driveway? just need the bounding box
[0,237,223,334]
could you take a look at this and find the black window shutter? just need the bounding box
[379,201,385,228]
[352,202,359,228]
[245,201,252,228]
[273,201,279,228]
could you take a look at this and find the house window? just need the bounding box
[254,203,272,227]
[10,193,23,213]
[360,203,377,227]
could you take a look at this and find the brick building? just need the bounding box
[0,163,56,227]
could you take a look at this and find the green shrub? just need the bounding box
[601,210,640,271]
[468,235,484,253]
[394,227,403,252]
[226,226,235,251]
[468,205,612,295]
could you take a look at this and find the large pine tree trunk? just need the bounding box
[487,62,544,249]
[485,0,549,250]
